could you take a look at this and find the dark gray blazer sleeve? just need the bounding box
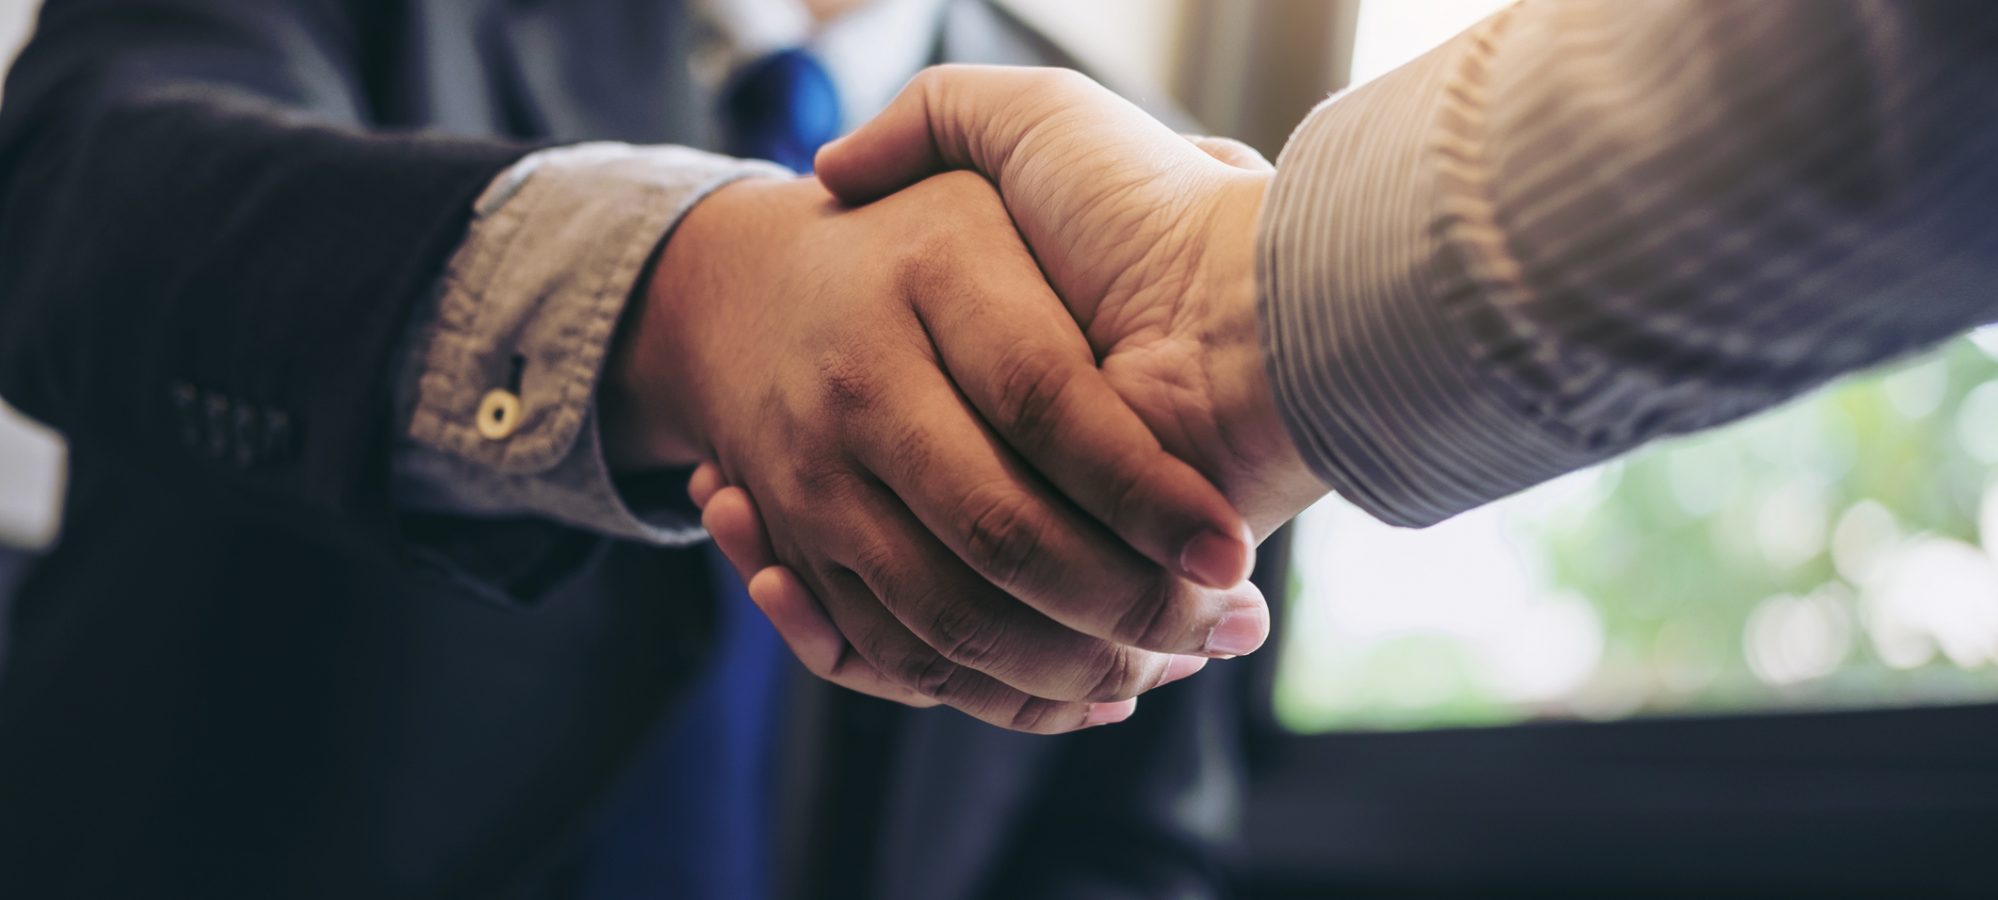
[0,0,531,544]
[1258,0,1998,527]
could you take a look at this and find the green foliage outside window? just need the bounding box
[1277,337,1998,733]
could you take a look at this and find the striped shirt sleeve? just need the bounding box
[1257,0,1998,527]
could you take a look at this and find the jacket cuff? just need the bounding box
[397,142,789,543]
[1255,9,1605,528]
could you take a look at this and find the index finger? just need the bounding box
[907,186,1253,587]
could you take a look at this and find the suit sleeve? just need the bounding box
[0,0,532,548]
[1256,0,1998,527]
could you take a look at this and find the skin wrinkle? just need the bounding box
[977,70,1087,187]
[1068,167,1189,321]
[1109,564,1194,655]
[986,338,1084,455]
[951,480,1047,588]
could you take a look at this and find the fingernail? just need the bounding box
[1086,698,1137,727]
[1158,654,1208,687]
[1203,610,1266,658]
[1179,529,1249,588]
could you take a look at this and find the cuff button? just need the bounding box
[476,389,523,441]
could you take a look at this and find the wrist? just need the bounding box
[1199,173,1325,535]
[602,177,775,471]
[600,306,695,472]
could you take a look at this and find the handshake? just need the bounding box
[602,67,1330,733]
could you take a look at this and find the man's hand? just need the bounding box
[603,172,1264,733]
[813,66,1328,537]
[692,69,1335,724]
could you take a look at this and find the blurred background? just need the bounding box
[11,0,1997,736]
[5,0,1996,895]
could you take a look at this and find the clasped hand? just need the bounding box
[607,66,1328,733]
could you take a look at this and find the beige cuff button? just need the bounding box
[476,389,523,440]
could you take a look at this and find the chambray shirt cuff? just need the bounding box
[392,142,789,545]
[1255,12,1605,529]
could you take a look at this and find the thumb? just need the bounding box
[814,64,1042,203]
[816,65,1165,205]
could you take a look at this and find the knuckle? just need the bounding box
[1113,572,1193,651]
[1084,646,1151,703]
[891,233,956,301]
[956,488,1045,589]
[925,598,1008,674]
[815,349,880,416]
[816,644,859,681]
[885,644,969,702]
[914,65,980,120]
[880,420,941,486]
[823,568,895,652]
[990,342,1080,453]
[847,539,904,592]
[1098,450,1158,536]
[792,452,851,497]
[1006,698,1077,735]
[911,64,951,95]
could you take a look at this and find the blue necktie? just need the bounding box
[575,49,839,900]
[722,48,843,173]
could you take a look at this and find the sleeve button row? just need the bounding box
[170,381,298,468]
